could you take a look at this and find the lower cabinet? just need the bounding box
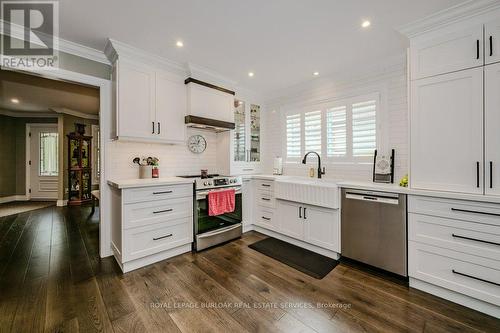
[276,199,340,252]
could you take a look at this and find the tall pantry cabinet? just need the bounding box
[410,17,500,196]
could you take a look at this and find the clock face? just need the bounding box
[188,135,207,154]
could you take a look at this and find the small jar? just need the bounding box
[152,166,159,178]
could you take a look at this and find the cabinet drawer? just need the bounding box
[408,196,500,227]
[255,180,274,192]
[123,218,192,261]
[255,208,277,230]
[409,242,500,306]
[256,192,275,208]
[123,184,192,204]
[123,197,193,229]
[409,213,500,261]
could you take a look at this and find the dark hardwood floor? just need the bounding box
[0,205,499,332]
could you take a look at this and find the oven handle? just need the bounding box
[196,223,242,238]
[196,188,242,199]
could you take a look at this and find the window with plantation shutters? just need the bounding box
[286,114,301,158]
[352,100,376,156]
[304,110,321,155]
[326,106,347,157]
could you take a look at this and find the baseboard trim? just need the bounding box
[409,277,500,319]
[252,225,341,260]
[56,200,68,207]
[0,195,29,204]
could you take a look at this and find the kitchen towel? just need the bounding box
[208,189,236,216]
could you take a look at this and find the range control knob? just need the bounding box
[203,182,208,186]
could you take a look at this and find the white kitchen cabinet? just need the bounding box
[155,70,186,144]
[276,200,303,239]
[485,19,500,65]
[410,25,483,79]
[186,82,234,123]
[116,59,156,139]
[485,62,500,196]
[410,68,483,194]
[232,99,262,174]
[303,205,340,252]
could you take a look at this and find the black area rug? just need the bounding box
[249,237,338,279]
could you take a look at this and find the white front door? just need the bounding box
[29,125,59,200]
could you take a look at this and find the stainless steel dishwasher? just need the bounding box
[341,188,407,276]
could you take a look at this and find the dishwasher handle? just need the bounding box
[345,192,400,205]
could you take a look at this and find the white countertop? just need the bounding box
[107,177,194,189]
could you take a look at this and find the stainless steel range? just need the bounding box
[178,174,243,251]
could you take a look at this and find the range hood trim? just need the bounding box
[185,115,235,133]
[184,77,235,96]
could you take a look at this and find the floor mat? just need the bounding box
[249,237,338,279]
[0,201,55,218]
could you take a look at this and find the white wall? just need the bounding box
[262,54,408,182]
[107,128,217,179]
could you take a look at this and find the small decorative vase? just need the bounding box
[139,165,152,179]
[152,166,159,178]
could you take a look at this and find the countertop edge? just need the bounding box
[107,177,195,189]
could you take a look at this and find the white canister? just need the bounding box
[273,157,283,175]
[139,165,153,179]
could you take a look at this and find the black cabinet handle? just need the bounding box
[158,122,161,134]
[299,207,302,218]
[490,35,493,57]
[261,184,271,187]
[261,198,270,201]
[153,234,173,241]
[452,269,500,287]
[153,208,173,214]
[152,121,155,134]
[303,207,307,219]
[476,161,480,188]
[452,233,500,246]
[153,190,173,195]
[451,208,500,217]
[490,161,493,189]
[262,216,271,221]
[476,39,480,59]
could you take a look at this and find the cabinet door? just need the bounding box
[249,104,261,162]
[303,205,340,252]
[410,68,483,194]
[117,59,156,139]
[485,19,500,65]
[155,71,186,143]
[485,63,500,195]
[242,179,253,226]
[234,100,247,162]
[276,200,303,239]
[410,25,483,80]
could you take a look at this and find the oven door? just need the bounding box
[195,187,242,235]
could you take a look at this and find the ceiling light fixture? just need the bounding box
[362,20,371,28]
[176,40,184,47]
[10,98,19,104]
[248,72,254,77]
[313,72,319,76]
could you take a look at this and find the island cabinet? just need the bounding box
[109,181,193,273]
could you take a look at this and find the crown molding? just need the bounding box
[0,109,57,118]
[50,107,99,120]
[1,19,109,65]
[397,0,500,38]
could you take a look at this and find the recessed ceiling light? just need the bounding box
[10,98,19,104]
[176,40,184,47]
[238,101,243,105]
[313,72,319,76]
[362,20,371,28]
[248,72,254,77]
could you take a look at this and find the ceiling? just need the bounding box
[58,0,462,93]
[0,70,100,115]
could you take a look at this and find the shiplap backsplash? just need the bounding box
[262,55,408,182]
[106,128,217,179]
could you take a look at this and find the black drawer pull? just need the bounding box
[299,206,302,218]
[476,161,480,188]
[476,39,480,59]
[261,184,271,187]
[153,208,173,214]
[158,122,161,134]
[490,35,493,57]
[452,269,500,287]
[262,216,271,221]
[261,198,270,201]
[153,234,173,241]
[451,208,500,217]
[452,234,500,246]
[490,161,493,189]
[152,121,155,134]
[303,207,307,219]
[153,190,173,195]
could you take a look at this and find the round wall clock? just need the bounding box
[187,135,207,154]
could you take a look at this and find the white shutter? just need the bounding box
[352,100,376,156]
[286,114,301,158]
[326,106,347,157]
[304,110,321,155]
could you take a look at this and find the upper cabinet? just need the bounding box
[485,19,500,65]
[410,25,483,80]
[232,99,261,174]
